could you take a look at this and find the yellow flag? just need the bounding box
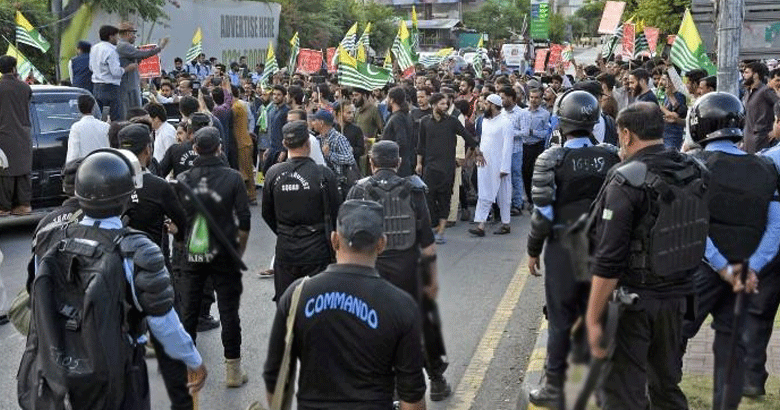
[411,6,418,30]
[339,45,357,68]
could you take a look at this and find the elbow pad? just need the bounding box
[122,233,175,316]
[531,147,564,207]
[528,210,553,258]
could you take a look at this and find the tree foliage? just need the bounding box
[548,12,566,43]
[574,0,606,37]
[628,0,690,34]
[463,0,529,43]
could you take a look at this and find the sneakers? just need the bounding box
[197,314,220,332]
[429,375,452,401]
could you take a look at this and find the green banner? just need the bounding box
[530,0,549,40]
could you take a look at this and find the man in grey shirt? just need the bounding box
[742,61,780,153]
[115,21,168,120]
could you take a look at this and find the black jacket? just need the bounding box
[125,172,187,245]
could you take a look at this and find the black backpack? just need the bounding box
[18,225,140,410]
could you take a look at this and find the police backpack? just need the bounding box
[18,225,141,410]
[355,175,422,251]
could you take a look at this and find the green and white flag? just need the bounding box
[185,28,202,63]
[411,6,419,61]
[670,9,716,75]
[7,43,46,83]
[338,46,390,91]
[473,37,484,78]
[601,23,622,60]
[418,48,453,68]
[261,43,279,83]
[634,21,650,58]
[288,32,299,74]
[356,23,371,63]
[391,21,415,72]
[15,11,50,53]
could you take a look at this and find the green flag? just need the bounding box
[6,43,46,83]
[261,43,279,84]
[15,11,50,53]
[391,21,415,71]
[185,28,202,63]
[670,9,716,75]
[338,46,390,91]
[288,32,299,74]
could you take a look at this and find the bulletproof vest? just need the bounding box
[616,154,710,284]
[553,146,621,226]
[356,175,417,251]
[699,151,778,262]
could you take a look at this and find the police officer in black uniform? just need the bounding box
[117,124,194,410]
[263,199,427,410]
[176,126,251,388]
[33,159,84,235]
[23,148,207,408]
[347,140,451,401]
[526,90,620,407]
[585,102,709,409]
[159,112,211,178]
[262,120,342,301]
[681,92,780,409]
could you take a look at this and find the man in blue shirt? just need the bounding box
[262,85,290,173]
[521,87,551,209]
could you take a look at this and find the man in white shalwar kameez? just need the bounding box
[469,94,514,236]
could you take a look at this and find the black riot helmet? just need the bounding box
[553,89,601,138]
[75,148,143,218]
[687,92,745,145]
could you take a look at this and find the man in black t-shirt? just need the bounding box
[262,120,342,301]
[263,199,426,410]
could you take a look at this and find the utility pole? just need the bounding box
[716,0,743,96]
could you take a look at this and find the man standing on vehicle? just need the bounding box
[116,22,168,120]
[90,25,137,121]
[0,55,33,216]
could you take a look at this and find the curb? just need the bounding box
[517,317,549,410]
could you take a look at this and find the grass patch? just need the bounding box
[680,374,780,410]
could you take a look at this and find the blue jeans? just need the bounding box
[93,83,121,122]
[511,150,524,209]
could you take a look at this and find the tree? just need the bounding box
[548,13,566,43]
[625,0,691,34]
[574,0,606,37]
[463,0,528,43]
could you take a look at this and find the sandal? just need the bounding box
[493,225,511,235]
[468,227,485,237]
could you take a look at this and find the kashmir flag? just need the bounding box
[337,46,390,91]
[341,23,358,56]
[261,43,279,83]
[602,23,623,60]
[418,48,453,68]
[473,37,484,78]
[185,28,202,63]
[391,20,415,71]
[411,6,419,61]
[670,9,716,75]
[6,44,45,83]
[634,21,650,58]
[288,32,299,74]
[562,44,573,62]
[382,49,392,70]
[356,23,371,63]
[15,11,50,53]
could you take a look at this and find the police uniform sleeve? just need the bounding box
[262,167,278,234]
[413,189,436,248]
[527,147,562,257]
[590,180,638,279]
[324,167,342,227]
[232,171,251,232]
[122,233,174,316]
[161,182,188,242]
[394,298,427,403]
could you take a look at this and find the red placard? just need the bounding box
[547,44,563,69]
[598,1,626,34]
[621,23,635,58]
[644,26,660,53]
[534,48,548,73]
[138,44,161,79]
[326,47,337,73]
[297,48,323,75]
[667,34,677,45]
[402,66,415,79]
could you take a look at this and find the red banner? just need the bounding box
[667,34,677,45]
[534,48,548,73]
[296,48,323,75]
[138,44,161,79]
[402,66,415,79]
[326,47,337,73]
[622,23,635,58]
[598,1,626,34]
[644,27,660,53]
[547,44,563,69]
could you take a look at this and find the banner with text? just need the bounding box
[534,48,548,73]
[138,44,161,79]
[547,44,563,69]
[598,1,626,34]
[644,26,660,53]
[622,23,635,58]
[297,48,323,75]
[326,47,337,73]
[530,0,549,40]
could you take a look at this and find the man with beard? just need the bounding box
[411,87,433,150]
[468,94,512,236]
[381,87,415,177]
[417,93,482,243]
[500,86,530,216]
[335,101,365,167]
[263,85,290,173]
[742,61,780,153]
[628,68,658,105]
[353,88,384,141]
[115,22,169,119]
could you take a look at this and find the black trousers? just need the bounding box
[683,264,744,410]
[543,239,589,375]
[522,141,546,205]
[423,168,454,223]
[602,296,688,410]
[0,174,31,210]
[744,255,780,390]
[182,260,243,359]
[149,333,192,410]
[273,261,329,302]
[171,244,215,316]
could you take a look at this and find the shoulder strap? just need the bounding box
[271,276,310,410]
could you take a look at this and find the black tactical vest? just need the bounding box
[355,175,418,251]
[554,146,621,226]
[699,151,779,262]
[615,153,710,284]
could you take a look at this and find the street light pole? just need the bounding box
[716,0,744,96]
